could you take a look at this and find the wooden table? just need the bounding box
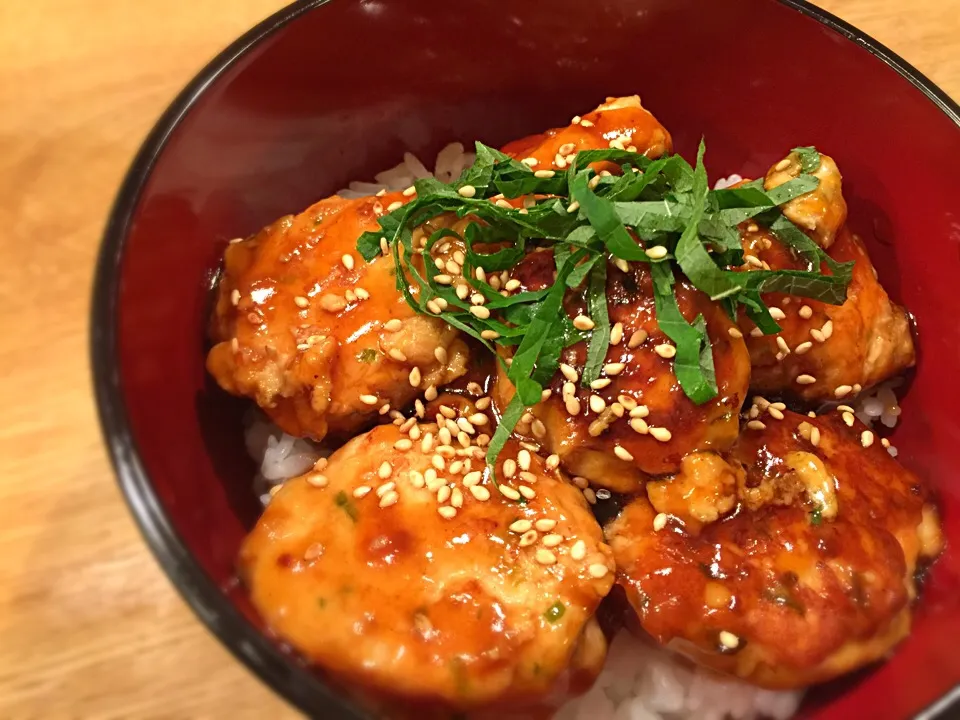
[1,1,957,717]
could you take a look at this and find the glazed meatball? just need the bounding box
[494,254,751,493]
[736,151,915,402]
[206,193,471,441]
[240,422,616,714]
[605,408,942,689]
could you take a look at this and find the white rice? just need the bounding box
[337,142,476,198]
[557,632,800,720]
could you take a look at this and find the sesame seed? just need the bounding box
[480,329,500,340]
[384,318,403,332]
[654,343,676,359]
[306,473,328,488]
[434,274,453,285]
[645,245,668,260]
[882,438,891,448]
[580,119,594,127]
[750,327,764,338]
[394,439,413,451]
[380,237,389,255]
[728,327,743,339]
[509,519,532,534]
[499,485,521,501]
[566,200,580,213]
[794,341,813,355]
[450,488,464,508]
[534,169,556,178]
[568,540,587,561]
[521,157,538,167]
[519,485,536,499]
[231,338,239,353]
[743,254,763,268]
[435,297,449,310]
[822,320,834,339]
[776,336,791,354]
[649,427,672,442]
[588,175,601,189]
[836,404,855,413]
[294,296,309,308]
[378,489,399,508]
[541,533,563,548]
[517,449,531,471]
[834,385,853,398]
[861,430,875,448]
[409,367,422,387]
[719,630,740,649]
[796,374,817,385]
[842,411,855,427]
[377,462,393,479]
[604,362,626,375]
[436,485,451,504]
[355,287,370,300]
[811,328,826,343]
[588,563,609,578]
[470,485,491,501]
[560,363,579,383]
[425,385,438,401]
[769,307,787,321]
[536,549,558,565]
[402,185,417,197]
[613,446,634,461]
[565,397,581,415]
[230,289,241,306]
[629,405,650,418]
[341,253,355,271]
[589,396,606,413]
[774,158,791,171]
[799,305,813,319]
[628,329,648,348]
[653,513,668,531]
[426,300,441,314]
[811,427,821,446]
[630,418,649,434]
[573,315,595,331]
[438,506,457,519]
[503,458,517,478]
[610,322,624,345]
[747,420,766,430]
[469,306,491,319]
[517,529,539,548]
[353,486,372,498]
[388,348,407,362]
[359,394,379,406]
[457,185,477,198]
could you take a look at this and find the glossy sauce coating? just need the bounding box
[494,252,751,492]
[606,409,943,689]
[736,152,915,402]
[240,424,614,714]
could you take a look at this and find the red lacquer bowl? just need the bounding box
[92,0,960,717]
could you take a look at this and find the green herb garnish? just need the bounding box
[334,490,358,522]
[544,601,566,623]
[357,139,852,470]
[810,506,823,526]
[356,348,378,363]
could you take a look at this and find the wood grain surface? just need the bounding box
[1,1,957,718]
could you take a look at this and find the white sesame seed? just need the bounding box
[499,485,521,501]
[341,253,355,271]
[568,540,587,561]
[794,341,813,355]
[231,338,239,353]
[861,430,875,448]
[750,327,764,337]
[541,533,563,548]
[519,485,536,499]
[796,374,817,385]
[811,328,826,343]
[649,427,672,442]
[776,336,791,355]
[437,506,457,519]
[353,486,371,499]
[377,462,393,479]
[384,318,403,332]
[728,327,743,339]
[436,485,451,504]
[458,184,477,198]
[509,519,532,534]
[630,418,649,434]
[588,563,609,578]
[799,305,813,319]
[603,362,626,376]
[408,367,422,387]
[821,320,834,339]
[747,420,766,431]
[613,446,634,461]
[654,343,676,359]
[434,274,453,285]
[359,394,379,406]
[394,439,413,451]
[610,322,624,345]
[469,306,491,319]
[230,289,241,306]
[580,119,594,127]
[653,513,668,531]
[517,449,532,471]
[566,200,580,213]
[589,396,606,414]
[402,185,417,197]
[645,245,668,260]
[590,379,612,390]
[573,315,595,331]
[560,363,579,383]
[719,630,740,649]
[629,404,650,418]
[470,485,491,501]
[521,157,538,167]
[425,385,438,401]
[294,296,309,308]
[307,474,328,488]
[842,411,855,427]
[811,426,821,446]
[388,348,407,362]
[565,397,581,415]
[534,169,556,178]
[628,329,648,348]
[378,489,399,508]
[769,306,787,321]
[502,458,517,478]
[536,549,558,565]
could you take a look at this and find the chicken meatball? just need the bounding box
[737,151,915,402]
[495,253,751,493]
[240,422,616,713]
[606,408,942,689]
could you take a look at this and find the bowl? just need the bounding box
[92,0,960,717]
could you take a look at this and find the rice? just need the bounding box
[557,632,801,720]
[337,142,476,198]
